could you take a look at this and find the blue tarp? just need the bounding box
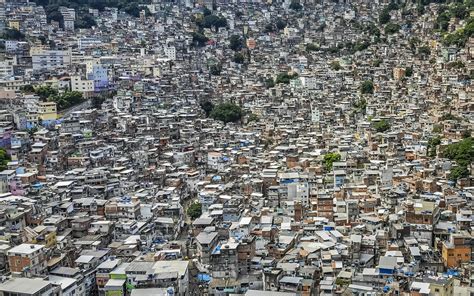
[445,269,459,276]
[32,183,43,189]
[380,268,394,275]
[197,274,211,282]
[212,245,221,255]
[153,238,166,244]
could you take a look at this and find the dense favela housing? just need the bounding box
[0,0,472,295]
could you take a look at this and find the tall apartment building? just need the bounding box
[31,47,72,71]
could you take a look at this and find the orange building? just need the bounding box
[441,232,471,268]
[246,38,256,49]
[393,67,406,80]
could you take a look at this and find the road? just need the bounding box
[58,99,91,118]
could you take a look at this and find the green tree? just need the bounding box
[233,52,245,64]
[324,153,341,171]
[48,91,84,110]
[200,100,214,117]
[353,99,367,114]
[354,40,370,52]
[360,80,374,94]
[372,59,382,67]
[33,0,152,19]
[276,18,287,30]
[248,113,259,122]
[76,13,97,29]
[1,28,25,40]
[45,5,63,24]
[264,23,275,33]
[379,9,391,24]
[28,126,38,137]
[289,0,303,10]
[91,96,106,109]
[265,78,275,88]
[306,43,319,51]
[417,4,425,15]
[21,85,36,93]
[449,165,469,182]
[440,113,461,122]
[432,124,443,133]
[192,31,209,47]
[462,129,471,139]
[123,3,143,17]
[427,136,441,157]
[330,60,342,70]
[229,35,244,51]
[209,63,222,75]
[387,1,399,11]
[210,103,242,124]
[187,202,202,220]
[201,14,227,31]
[38,35,47,45]
[0,148,10,172]
[451,3,469,19]
[405,66,413,77]
[384,23,400,34]
[373,119,390,133]
[35,85,58,100]
[418,46,431,57]
[365,23,381,39]
[275,72,298,84]
[443,137,474,165]
[446,60,465,70]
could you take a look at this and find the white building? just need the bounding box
[164,46,176,60]
[300,76,318,89]
[5,40,19,53]
[70,76,94,94]
[207,151,230,172]
[63,18,74,31]
[287,182,310,206]
[48,275,85,296]
[0,57,16,78]
[0,278,55,296]
[152,260,189,295]
[311,105,320,123]
[31,47,72,71]
[78,38,102,50]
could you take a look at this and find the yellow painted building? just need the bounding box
[31,231,57,248]
[38,102,57,122]
[427,277,454,296]
[8,20,20,30]
[27,226,57,248]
